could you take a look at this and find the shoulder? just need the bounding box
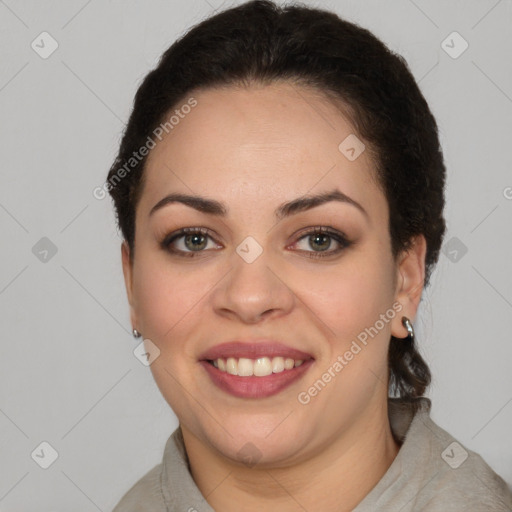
[374,398,512,511]
[410,409,512,510]
[112,463,166,512]
[419,450,512,511]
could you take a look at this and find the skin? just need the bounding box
[121,80,427,511]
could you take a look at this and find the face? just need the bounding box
[122,81,425,467]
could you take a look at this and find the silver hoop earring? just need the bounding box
[132,328,141,339]
[401,316,414,341]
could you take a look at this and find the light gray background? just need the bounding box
[1,0,511,509]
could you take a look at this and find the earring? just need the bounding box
[132,328,142,339]
[401,316,414,341]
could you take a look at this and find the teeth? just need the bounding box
[254,357,272,377]
[226,357,238,375]
[210,356,306,376]
[238,357,253,377]
[272,356,284,373]
[284,358,295,370]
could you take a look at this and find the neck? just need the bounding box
[181,397,401,512]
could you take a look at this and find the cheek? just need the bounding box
[284,251,394,341]
[133,255,206,343]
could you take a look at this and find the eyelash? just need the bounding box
[160,226,352,259]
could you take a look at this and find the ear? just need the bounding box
[390,235,427,339]
[121,241,138,332]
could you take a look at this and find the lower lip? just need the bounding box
[200,359,314,398]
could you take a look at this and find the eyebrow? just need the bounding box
[149,188,369,221]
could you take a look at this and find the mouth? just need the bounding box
[199,341,315,398]
[208,356,306,375]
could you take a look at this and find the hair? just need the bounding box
[106,0,446,409]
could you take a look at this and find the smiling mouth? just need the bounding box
[207,356,307,377]
[200,356,314,399]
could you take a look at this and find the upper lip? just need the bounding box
[199,340,314,361]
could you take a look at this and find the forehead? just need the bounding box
[140,81,384,218]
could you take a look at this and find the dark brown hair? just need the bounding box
[106,0,446,407]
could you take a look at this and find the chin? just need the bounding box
[200,416,312,468]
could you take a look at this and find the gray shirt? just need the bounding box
[112,397,512,511]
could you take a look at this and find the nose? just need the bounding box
[210,245,295,324]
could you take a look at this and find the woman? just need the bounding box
[107,1,512,510]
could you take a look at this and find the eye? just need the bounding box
[161,227,220,257]
[291,226,352,259]
[160,226,352,259]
